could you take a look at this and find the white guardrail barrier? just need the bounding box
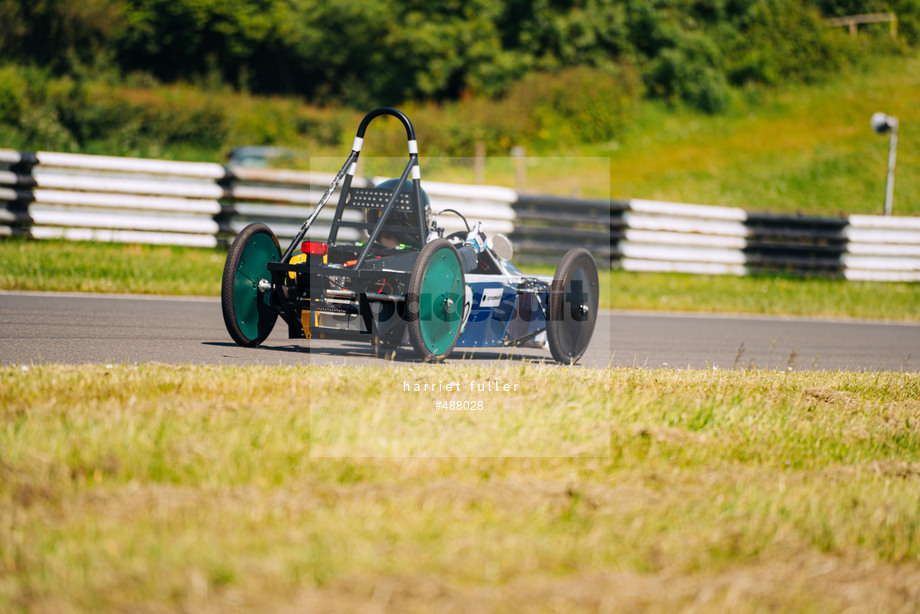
[0,149,516,248]
[618,199,920,282]
[2,149,919,281]
[844,216,920,282]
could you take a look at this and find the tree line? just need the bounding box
[1,0,916,112]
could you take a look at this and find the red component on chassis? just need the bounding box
[302,241,328,255]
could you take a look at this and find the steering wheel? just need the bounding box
[433,208,470,242]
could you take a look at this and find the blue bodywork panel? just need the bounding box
[456,278,549,348]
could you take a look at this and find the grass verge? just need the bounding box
[4,238,920,320]
[597,54,920,215]
[0,239,227,296]
[1,363,918,612]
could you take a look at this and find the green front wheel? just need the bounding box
[407,239,465,362]
[221,223,281,347]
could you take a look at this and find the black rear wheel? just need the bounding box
[547,248,599,365]
[221,223,281,347]
[370,300,406,353]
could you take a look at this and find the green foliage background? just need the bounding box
[0,0,916,157]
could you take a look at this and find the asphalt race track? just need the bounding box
[1,291,917,371]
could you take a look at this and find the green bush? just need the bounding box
[647,31,731,113]
[721,0,860,86]
[38,81,227,156]
[0,66,27,124]
[513,65,642,145]
[0,65,78,151]
[403,64,641,157]
[15,107,79,152]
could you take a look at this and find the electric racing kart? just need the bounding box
[221,108,599,364]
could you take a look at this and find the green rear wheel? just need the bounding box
[221,223,281,347]
[407,239,465,362]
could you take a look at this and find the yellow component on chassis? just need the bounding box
[289,252,319,339]
[288,253,307,279]
[301,308,312,339]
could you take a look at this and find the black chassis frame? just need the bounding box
[264,107,429,344]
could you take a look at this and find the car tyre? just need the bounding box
[221,223,281,347]
[406,239,465,362]
[546,248,599,365]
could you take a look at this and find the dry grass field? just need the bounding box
[2,363,918,612]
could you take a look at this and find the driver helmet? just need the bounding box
[365,178,431,249]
